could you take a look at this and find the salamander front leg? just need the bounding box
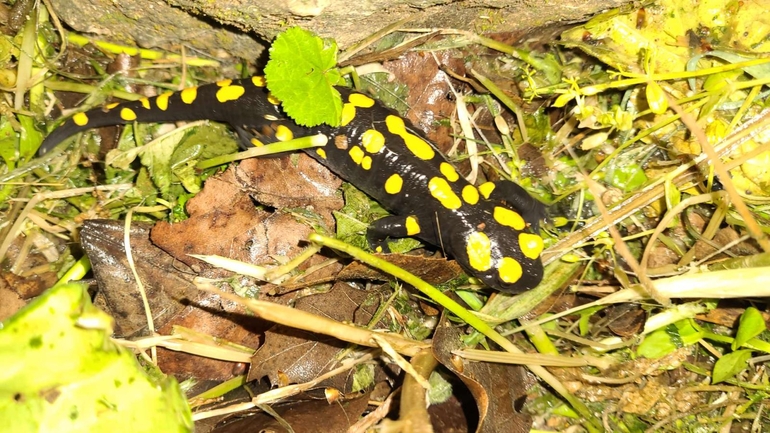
[234,126,257,150]
[366,215,423,253]
[485,180,547,230]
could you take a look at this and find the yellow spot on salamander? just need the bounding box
[181,87,198,104]
[466,231,492,271]
[105,102,120,110]
[349,145,365,164]
[361,155,372,170]
[251,138,264,147]
[267,93,281,105]
[216,85,245,103]
[462,185,479,205]
[275,125,294,142]
[120,107,137,121]
[405,216,420,235]
[349,93,375,108]
[252,76,266,87]
[385,115,435,161]
[405,133,436,161]
[440,162,459,182]
[428,177,461,210]
[139,98,151,110]
[362,129,385,153]
[519,233,544,259]
[493,207,525,230]
[385,174,403,194]
[217,79,232,87]
[340,103,355,127]
[498,257,522,283]
[156,92,172,111]
[478,181,496,199]
[73,112,89,126]
[317,148,327,159]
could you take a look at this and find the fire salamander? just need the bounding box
[39,76,546,293]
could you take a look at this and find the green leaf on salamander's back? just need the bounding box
[264,27,343,128]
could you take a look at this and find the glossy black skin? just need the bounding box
[39,77,545,293]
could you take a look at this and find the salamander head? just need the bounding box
[450,206,545,293]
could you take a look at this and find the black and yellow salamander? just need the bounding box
[39,76,546,293]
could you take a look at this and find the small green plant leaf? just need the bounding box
[733,307,767,350]
[170,123,240,194]
[578,305,604,336]
[360,73,410,114]
[637,328,677,359]
[427,371,453,405]
[675,319,704,346]
[604,160,647,192]
[454,290,485,311]
[663,177,681,212]
[0,116,17,169]
[351,363,375,393]
[712,349,752,384]
[137,129,178,196]
[18,114,42,161]
[264,27,343,127]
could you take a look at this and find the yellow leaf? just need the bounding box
[646,81,668,114]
